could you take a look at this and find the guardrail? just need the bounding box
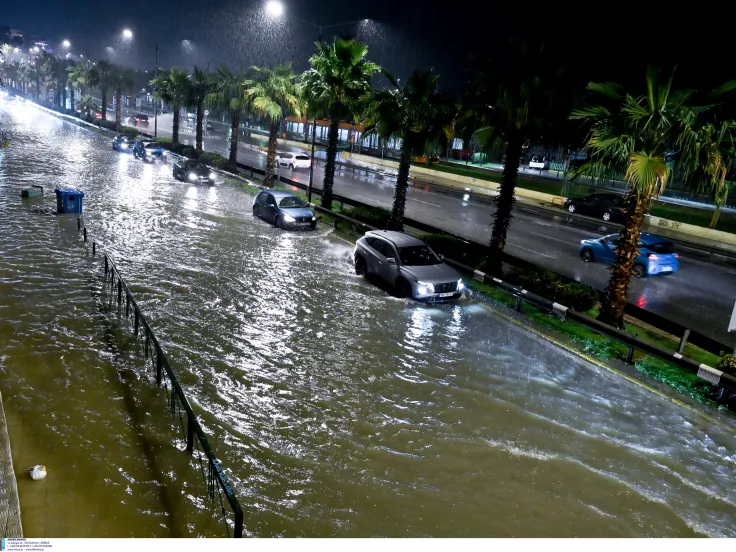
[101,253,244,537]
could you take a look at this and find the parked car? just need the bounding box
[173,159,215,185]
[111,134,135,152]
[252,190,316,230]
[133,139,167,162]
[275,151,312,170]
[578,233,679,278]
[128,113,149,126]
[354,230,465,301]
[205,121,214,131]
[529,155,549,170]
[564,193,628,222]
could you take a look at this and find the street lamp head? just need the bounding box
[122,29,133,40]
[266,1,284,17]
[62,40,71,48]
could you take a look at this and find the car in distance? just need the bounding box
[112,134,135,152]
[128,113,149,126]
[564,193,628,222]
[173,159,215,185]
[578,233,679,278]
[205,121,214,132]
[275,151,312,170]
[354,231,465,301]
[529,155,549,170]
[133,139,167,162]
[253,190,316,230]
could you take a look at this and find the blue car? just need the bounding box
[112,134,135,152]
[252,189,316,230]
[578,233,679,278]
[133,139,167,162]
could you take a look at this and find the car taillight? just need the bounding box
[675,253,679,259]
[647,253,658,260]
[620,208,627,213]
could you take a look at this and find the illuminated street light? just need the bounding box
[266,1,284,16]
[62,39,71,48]
[122,29,133,40]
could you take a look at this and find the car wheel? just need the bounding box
[275,216,283,229]
[580,248,594,263]
[567,204,576,213]
[310,222,316,230]
[397,279,413,299]
[173,169,178,180]
[354,256,367,276]
[633,263,646,278]
[602,211,611,222]
[252,205,258,217]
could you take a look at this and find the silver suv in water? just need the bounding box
[354,230,465,301]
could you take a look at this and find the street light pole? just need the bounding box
[154,44,158,138]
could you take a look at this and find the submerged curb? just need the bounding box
[0,391,22,538]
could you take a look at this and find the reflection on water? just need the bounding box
[1,101,736,537]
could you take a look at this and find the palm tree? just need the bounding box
[301,37,380,208]
[363,70,451,230]
[245,63,302,187]
[207,65,248,172]
[189,66,211,157]
[468,41,574,276]
[67,62,89,114]
[77,95,97,119]
[16,63,30,93]
[110,65,134,129]
[38,53,61,106]
[570,67,711,327]
[88,60,115,121]
[150,68,191,146]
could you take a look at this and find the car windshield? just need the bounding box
[398,245,440,266]
[296,155,310,160]
[279,196,306,209]
[531,156,544,162]
[138,115,148,121]
[187,162,206,170]
[645,242,676,254]
[145,143,161,149]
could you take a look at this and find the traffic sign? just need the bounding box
[204,110,209,116]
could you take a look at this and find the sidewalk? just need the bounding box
[0,391,22,538]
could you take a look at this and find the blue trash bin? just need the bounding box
[55,188,85,215]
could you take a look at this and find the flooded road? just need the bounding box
[2,101,736,537]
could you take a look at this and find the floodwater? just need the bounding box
[1,100,736,537]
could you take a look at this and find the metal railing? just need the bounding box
[101,253,244,538]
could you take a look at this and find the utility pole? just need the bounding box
[154,44,158,138]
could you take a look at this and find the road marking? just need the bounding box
[409,197,443,208]
[355,194,390,207]
[508,244,556,258]
[529,231,574,245]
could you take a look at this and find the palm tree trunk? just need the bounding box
[115,90,122,129]
[321,119,341,209]
[486,128,523,276]
[388,150,411,231]
[264,119,279,188]
[101,87,108,121]
[598,192,650,328]
[228,111,240,173]
[711,206,723,229]
[195,100,204,156]
[69,87,75,115]
[172,105,180,146]
[62,86,67,110]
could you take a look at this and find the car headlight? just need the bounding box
[209,172,216,180]
[120,143,128,149]
[188,172,197,181]
[457,279,465,291]
[283,214,296,223]
[417,281,434,296]
[312,216,316,221]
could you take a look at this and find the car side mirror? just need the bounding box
[386,257,397,265]
[439,254,445,261]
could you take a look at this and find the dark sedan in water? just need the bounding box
[564,193,628,222]
[173,159,215,185]
[111,134,135,152]
[252,190,316,230]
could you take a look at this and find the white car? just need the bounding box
[529,155,549,170]
[275,151,312,170]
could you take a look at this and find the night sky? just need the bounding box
[3,0,732,94]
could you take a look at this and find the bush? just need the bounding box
[199,151,230,170]
[120,126,140,138]
[717,353,736,375]
[506,267,599,312]
[336,204,391,228]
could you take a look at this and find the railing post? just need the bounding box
[677,329,691,354]
[117,279,122,304]
[515,296,522,312]
[104,255,108,275]
[156,350,163,385]
[77,217,81,231]
[125,294,130,317]
[134,307,139,336]
[625,346,635,364]
[83,228,87,243]
[187,412,195,453]
[92,242,96,255]
[234,512,244,538]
